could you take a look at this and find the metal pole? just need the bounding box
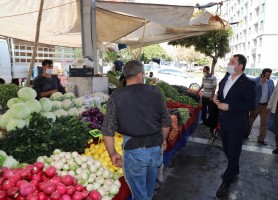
[26,0,44,86]
[91,0,98,75]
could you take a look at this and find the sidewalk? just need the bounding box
[153,117,278,200]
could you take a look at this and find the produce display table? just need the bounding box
[112,110,200,200]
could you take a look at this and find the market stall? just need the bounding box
[0,81,200,200]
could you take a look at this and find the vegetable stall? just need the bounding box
[0,81,201,200]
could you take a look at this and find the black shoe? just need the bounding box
[258,140,267,146]
[273,148,278,154]
[216,182,230,197]
[221,171,239,179]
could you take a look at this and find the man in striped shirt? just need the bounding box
[197,66,218,132]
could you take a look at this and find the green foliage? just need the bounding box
[196,57,211,66]
[169,29,232,58]
[141,44,172,63]
[107,71,121,88]
[0,112,90,163]
[0,84,21,109]
[156,81,179,99]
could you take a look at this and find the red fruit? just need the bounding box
[19,169,31,179]
[7,187,19,198]
[26,193,39,200]
[75,184,83,192]
[89,191,101,200]
[61,175,74,186]
[9,174,21,183]
[32,174,42,182]
[45,167,56,178]
[15,194,26,200]
[26,165,34,171]
[81,190,88,198]
[20,183,35,197]
[38,192,47,200]
[50,191,61,200]
[16,180,28,188]
[72,191,83,200]
[61,194,71,200]
[38,182,47,192]
[66,185,75,196]
[0,191,7,200]
[30,179,40,187]
[50,176,61,185]
[57,183,67,194]
[2,179,16,191]
[3,169,15,179]
[34,162,44,170]
[41,175,49,181]
[43,182,56,195]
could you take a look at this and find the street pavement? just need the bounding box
[153,117,278,200]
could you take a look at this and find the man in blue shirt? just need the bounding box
[248,68,274,145]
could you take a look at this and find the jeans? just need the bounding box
[122,136,162,200]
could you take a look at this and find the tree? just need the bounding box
[169,29,232,74]
[141,44,172,63]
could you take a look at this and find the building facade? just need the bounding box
[223,0,278,70]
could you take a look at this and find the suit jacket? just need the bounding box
[217,73,256,130]
[252,77,274,105]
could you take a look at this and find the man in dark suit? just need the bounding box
[213,54,256,197]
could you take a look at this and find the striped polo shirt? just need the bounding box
[202,75,217,98]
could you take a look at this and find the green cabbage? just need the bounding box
[50,92,64,101]
[67,107,79,117]
[39,97,52,112]
[3,155,19,168]
[62,99,73,110]
[6,119,26,131]
[64,92,76,100]
[54,109,68,118]
[10,103,31,119]
[72,98,83,108]
[0,111,12,129]
[51,101,62,111]
[25,99,42,113]
[7,98,24,108]
[17,87,37,101]
[41,112,56,122]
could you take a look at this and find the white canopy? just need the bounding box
[0,0,226,48]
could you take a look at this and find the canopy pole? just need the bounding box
[137,20,147,61]
[26,0,44,87]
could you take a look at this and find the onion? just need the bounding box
[32,174,42,182]
[38,182,47,192]
[0,191,7,199]
[15,194,26,200]
[89,190,101,200]
[57,183,67,195]
[75,184,83,192]
[26,193,39,200]
[45,167,56,178]
[38,192,47,200]
[32,166,41,175]
[50,191,61,200]
[16,180,28,188]
[66,185,75,195]
[0,167,8,176]
[81,190,88,198]
[61,175,74,186]
[2,179,16,191]
[9,174,21,183]
[20,183,35,196]
[30,180,40,187]
[4,169,15,179]
[72,191,83,200]
[61,194,71,200]
[50,176,61,185]
[43,183,56,195]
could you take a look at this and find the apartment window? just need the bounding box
[249,13,252,20]
[249,27,251,35]
[260,21,264,30]
[255,7,259,16]
[248,42,250,49]
[254,23,258,33]
[15,52,19,56]
[253,39,257,47]
[259,38,262,46]
[250,0,253,6]
[20,52,25,56]
[258,54,261,63]
[15,58,20,62]
[261,3,265,13]
[20,46,25,50]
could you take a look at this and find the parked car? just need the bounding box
[155,68,202,90]
[144,62,160,76]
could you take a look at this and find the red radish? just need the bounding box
[45,167,56,178]
[0,177,4,185]
[32,166,41,175]
[73,178,77,186]
[41,175,49,181]
[38,192,47,200]
[66,185,75,195]
[72,191,83,200]
[20,183,35,196]
[57,183,67,194]
[10,174,21,183]
[85,197,93,200]
[50,191,61,200]
[32,174,42,182]
[7,187,19,198]
[50,176,61,185]
[43,182,56,195]
[0,167,8,176]
[15,194,26,200]
[75,184,83,192]
[0,191,7,200]
[3,169,15,179]
[61,194,71,200]
[19,169,31,179]
[16,180,28,188]
[30,180,40,187]
[2,179,16,190]
[81,190,88,198]
[89,191,101,200]
[61,175,74,186]
[26,193,39,200]
[38,182,47,192]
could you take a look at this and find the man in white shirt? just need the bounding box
[213,54,256,197]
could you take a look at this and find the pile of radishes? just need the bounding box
[0,162,102,200]
[36,150,121,198]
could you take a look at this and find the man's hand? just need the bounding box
[218,103,229,111]
[213,94,221,105]
[162,139,167,152]
[260,77,267,84]
[110,152,123,167]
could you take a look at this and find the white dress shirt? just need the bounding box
[223,73,243,98]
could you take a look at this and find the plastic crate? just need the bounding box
[69,65,94,77]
